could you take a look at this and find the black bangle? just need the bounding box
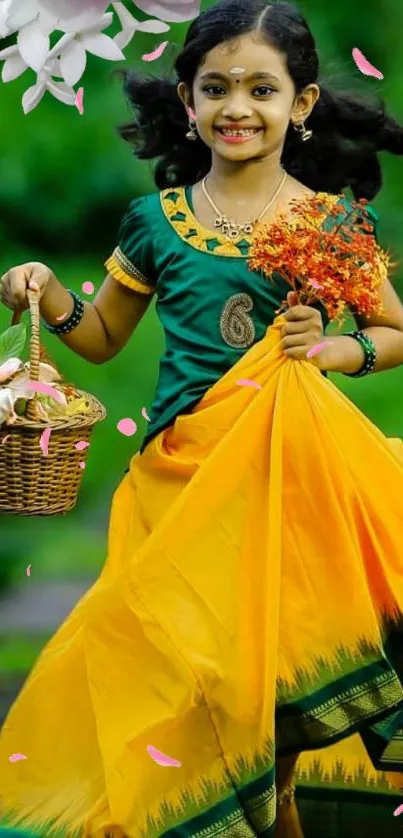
[41,289,85,335]
[343,330,376,377]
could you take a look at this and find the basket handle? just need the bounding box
[11,289,63,420]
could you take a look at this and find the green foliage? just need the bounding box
[0,325,26,365]
[1,1,403,674]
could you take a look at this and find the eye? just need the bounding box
[202,85,226,96]
[253,85,276,96]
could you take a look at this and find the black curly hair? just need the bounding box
[116,0,403,200]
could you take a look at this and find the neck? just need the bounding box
[206,152,285,205]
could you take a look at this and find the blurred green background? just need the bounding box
[1,0,403,683]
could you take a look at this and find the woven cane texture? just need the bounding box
[0,290,106,516]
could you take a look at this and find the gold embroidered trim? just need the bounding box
[160,187,343,259]
[105,248,155,295]
[160,188,252,258]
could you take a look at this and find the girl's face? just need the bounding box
[178,32,319,164]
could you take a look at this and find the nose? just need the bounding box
[220,91,253,121]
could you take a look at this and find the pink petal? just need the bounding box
[306,341,334,359]
[9,753,27,762]
[82,281,94,294]
[236,378,262,390]
[56,311,68,321]
[309,279,323,289]
[393,804,403,816]
[75,440,89,451]
[146,745,182,767]
[26,381,65,403]
[1,435,10,444]
[79,461,86,469]
[188,107,196,120]
[72,79,85,106]
[352,47,384,80]
[26,564,31,577]
[117,418,137,436]
[40,427,52,456]
[142,40,168,62]
[141,407,150,422]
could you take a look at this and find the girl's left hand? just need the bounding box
[281,291,325,366]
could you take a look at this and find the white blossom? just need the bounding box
[0,0,181,112]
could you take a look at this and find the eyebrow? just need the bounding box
[199,71,281,82]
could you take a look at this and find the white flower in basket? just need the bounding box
[0,323,67,426]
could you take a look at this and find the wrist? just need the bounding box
[317,335,366,374]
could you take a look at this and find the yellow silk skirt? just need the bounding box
[0,316,402,837]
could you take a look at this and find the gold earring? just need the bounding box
[293,121,313,142]
[186,119,198,141]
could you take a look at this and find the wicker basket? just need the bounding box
[0,289,106,516]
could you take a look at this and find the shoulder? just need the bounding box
[328,191,379,224]
[122,190,161,218]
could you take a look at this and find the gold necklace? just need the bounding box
[201,169,288,241]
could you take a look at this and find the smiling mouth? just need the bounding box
[215,127,263,137]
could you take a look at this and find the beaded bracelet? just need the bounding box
[343,330,377,377]
[41,289,85,335]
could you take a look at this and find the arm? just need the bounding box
[40,271,153,365]
[320,277,403,375]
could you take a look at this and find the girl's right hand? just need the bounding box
[0,262,53,312]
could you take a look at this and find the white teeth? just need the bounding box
[219,129,259,137]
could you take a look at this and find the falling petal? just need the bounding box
[393,804,403,816]
[141,407,150,422]
[236,378,262,390]
[40,427,52,455]
[82,281,94,294]
[306,341,334,359]
[56,312,68,321]
[75,86,84,114]
[146,745,182,767]
[26,381,65,403]
[142,40,168,61]
[75,440,89,451]
[309,279,323,289]
[188,106,196,120]
[352,47,383,80]
[79,461,86,469]
[26,564,31,576]
[117,418,137,436]
[1,435,10,444]
[9,753,27,762]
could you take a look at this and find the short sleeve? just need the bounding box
[105,196,157,296]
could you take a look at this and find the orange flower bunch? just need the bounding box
[249,193,392,322]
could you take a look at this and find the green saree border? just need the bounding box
[276,657,403,758]
[160,766,276,838]
[158,655,403,837]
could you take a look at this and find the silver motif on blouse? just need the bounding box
[219,293,256,348]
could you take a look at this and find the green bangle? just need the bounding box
[343,330,376,377]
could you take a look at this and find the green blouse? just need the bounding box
[105,186,379,454]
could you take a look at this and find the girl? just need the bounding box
[0,1,403,836]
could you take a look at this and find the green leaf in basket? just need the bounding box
[15,398,27,416]
[0,324,27,365]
